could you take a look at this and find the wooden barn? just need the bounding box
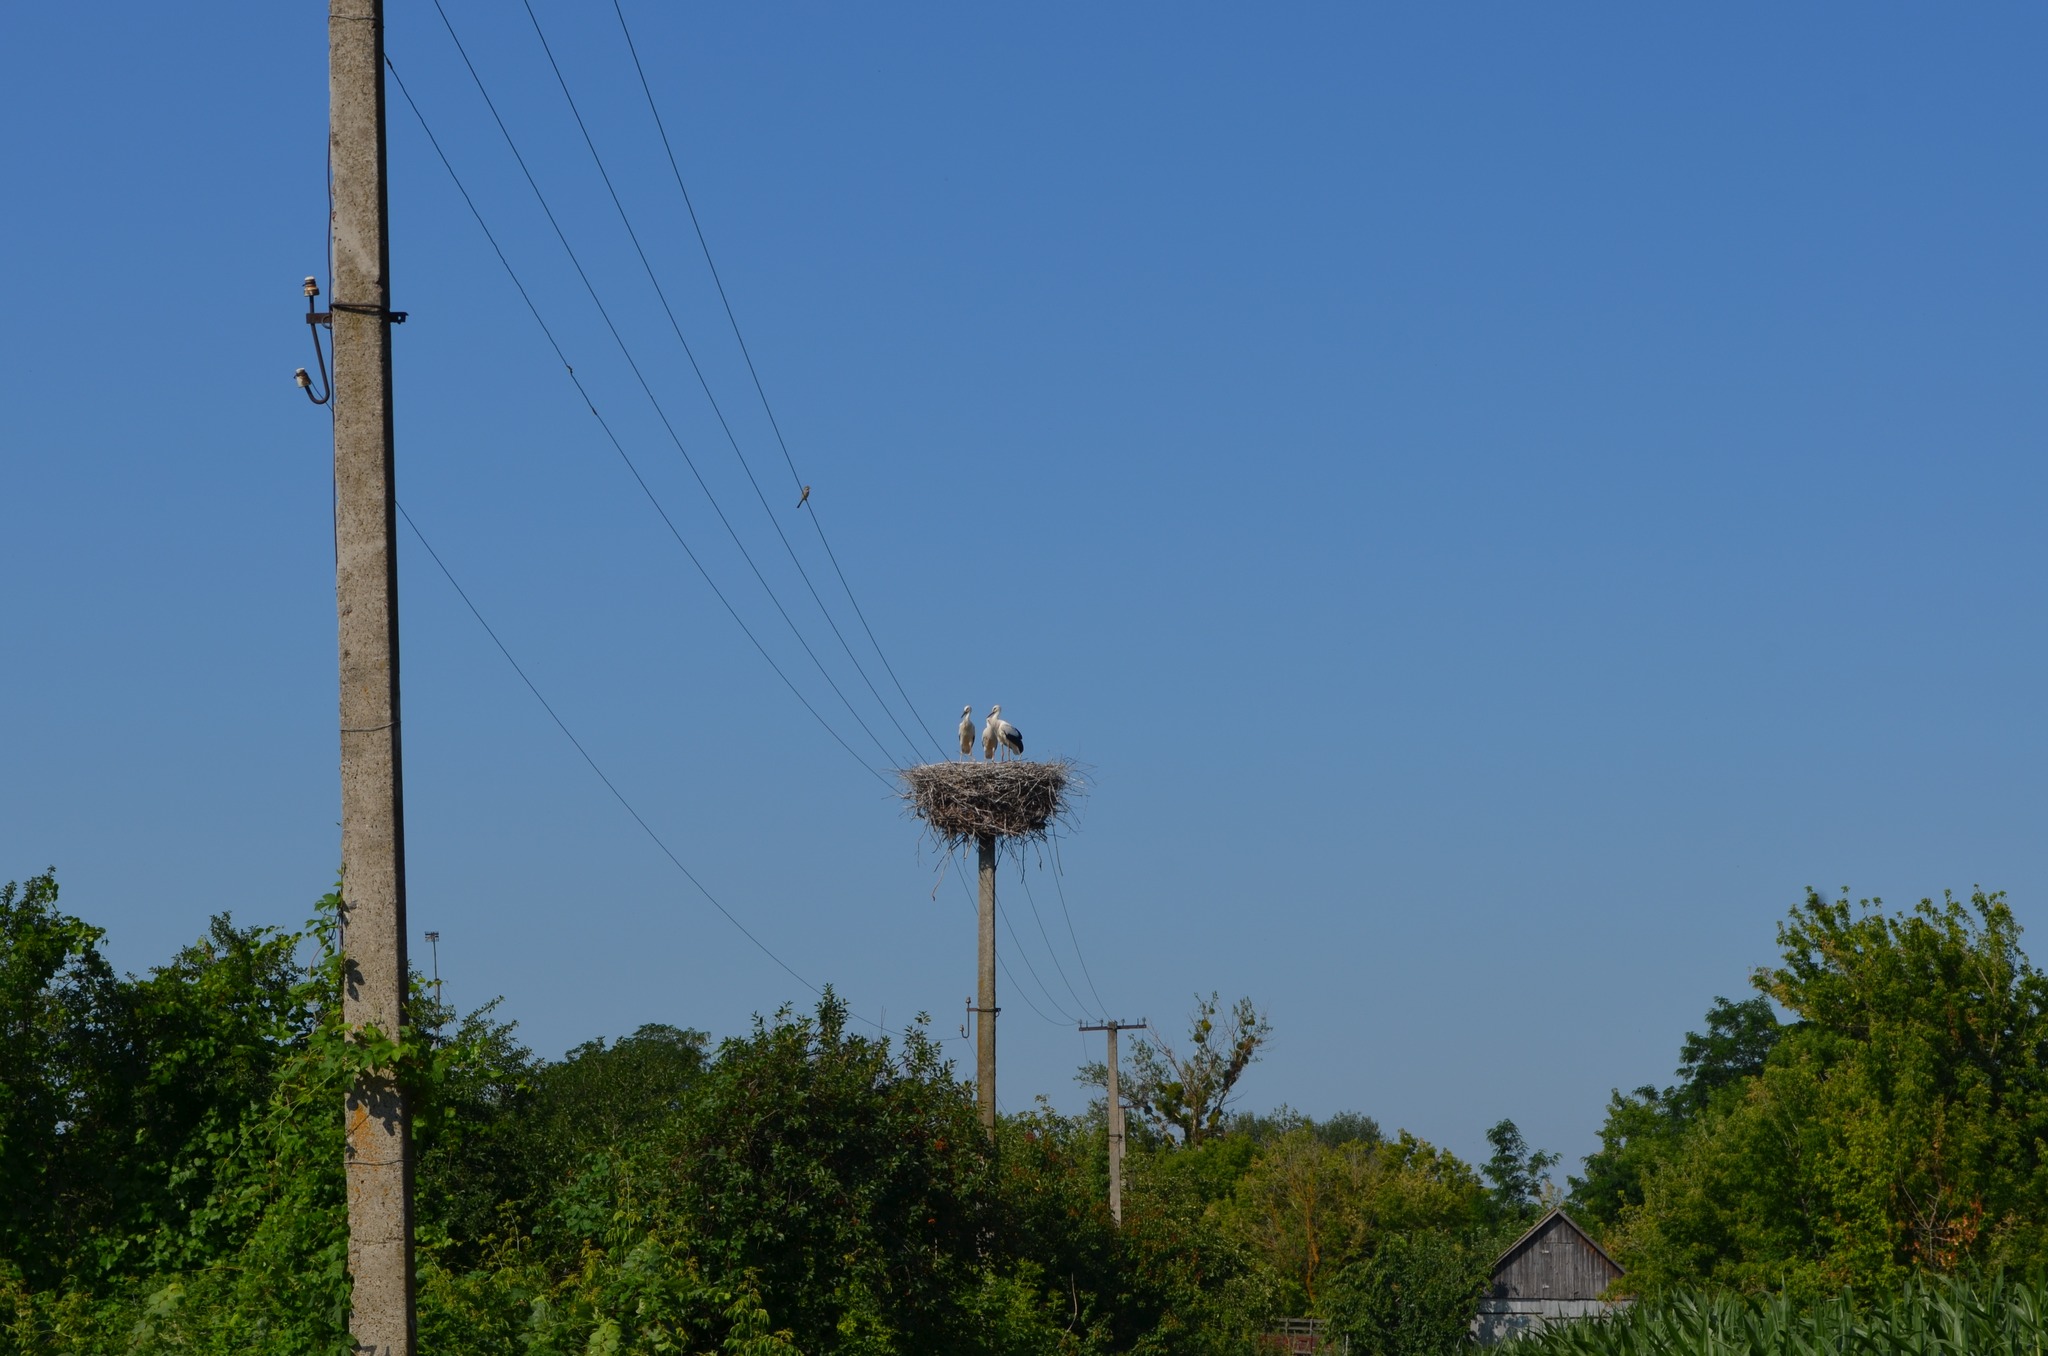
[1471,1208,1628,1345]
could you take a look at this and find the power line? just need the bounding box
[387,42,1071,1063]
[421,0,914,769]
[609,0,947,760]
[386,56,892,792]
[948,853,1074,1026]
[1048,849,1110,1016]
[1018,868,1095,1021]
[518,0,936,766]
[396,499,883,1033]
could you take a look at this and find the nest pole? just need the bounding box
[899,759,1081,1143]
[975,833,998,1139]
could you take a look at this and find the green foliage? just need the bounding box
[1482,1120,1559,1227]
[1505,1272,2048,1355]
[0,868,126,1285]
[1223,1127,1491,1312]
[1670,998,1782,1115]
[1587,888,2048,1295]
[1325,1229,1490,1356]
[1568,997,1784,1235]
[0,869,342,1299]
[1227,1106,1385,1148]
[0,869,1544,1355]
[540,1024,707,1156]
[1114,1136,1281,1356]
[652,993,1001,1353]
[1568,1085,1676,1234]
[1127,993,1273,1147]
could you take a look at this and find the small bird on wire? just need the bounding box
[990,705,1023,760]
[958,704,975,759]
[796,485,811,508]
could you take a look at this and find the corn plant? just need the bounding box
[1506,1274,2048,1356]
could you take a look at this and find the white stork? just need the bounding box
[980,708,998,761]
[990,705,1023,760]
[958,704,975,759]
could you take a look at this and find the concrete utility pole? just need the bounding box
[975,833,998,1137]
[1080,1020,1146,1225]
[330,1,416,1351]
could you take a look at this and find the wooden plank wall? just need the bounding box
[1489,1216,1622,1301]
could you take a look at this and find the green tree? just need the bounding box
[1614,888,2048,1293]
[0,874,319,1287]
[1481,1118,1558,1225]
[1323,1229,1489,1356]
[1127,993,1272,1147]
[1569,996,1784,1233]
[0,869,126,1285]
[653,993,1003,1354]
[538,1023,708,1153]
[1567,1085,1674,1233]
[1224,1126,1488,1312]
[1671,995,1782,1112]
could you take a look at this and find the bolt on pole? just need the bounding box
[330,0,417,1350]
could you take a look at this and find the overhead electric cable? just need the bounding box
[518,0,936,765]
[386,57,892,791]
[948,854,1074,1026]
[1018,869,1095,1021]
[1048,853,1110,1016]
[996,928,1069,1027]
[609,0,947,759]
[396,499,882,1033]
[421,0,912,769]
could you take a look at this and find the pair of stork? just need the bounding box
[959,704,1024,760]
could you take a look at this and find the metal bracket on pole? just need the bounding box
[308,305,409,325]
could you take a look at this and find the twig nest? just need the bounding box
[900,760,1080,847]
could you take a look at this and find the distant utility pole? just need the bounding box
[330,1,416,1351]
[975,833,998,1137]
[425,931,441,1007]
[1079,1019,1146,1225]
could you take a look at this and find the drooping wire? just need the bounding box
[609,0,948,760]
[1018,868,1095,1021]
[386,56,892,791]
[1048,848,1110,1017]
[948,853,1074,1026]
[518,0,937,766]
[395,499,883,1034]
[420,0,913,769]
[300,293,332,405]
[1000,898,1078,1025]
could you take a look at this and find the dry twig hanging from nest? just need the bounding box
[899,760,1081,850]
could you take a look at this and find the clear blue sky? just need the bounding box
[5,4,2046,1175]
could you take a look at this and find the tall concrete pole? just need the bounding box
[976,833,997,1137]
[330,2,416,1351]
[1106,1023,1122,1223]
[1082,1020,1144,1225]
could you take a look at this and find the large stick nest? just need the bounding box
[899,759,1081,848]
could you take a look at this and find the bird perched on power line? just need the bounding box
[990,705,1023,760]
[958,704,975,759]
[796,485,811,508]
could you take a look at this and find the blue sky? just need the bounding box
[5,4,2046,1174]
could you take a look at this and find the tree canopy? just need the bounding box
[1577,888,2048,1295]
[0,870,1536,1355]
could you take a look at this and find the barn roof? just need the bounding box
[1491,1207,1623,1278]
